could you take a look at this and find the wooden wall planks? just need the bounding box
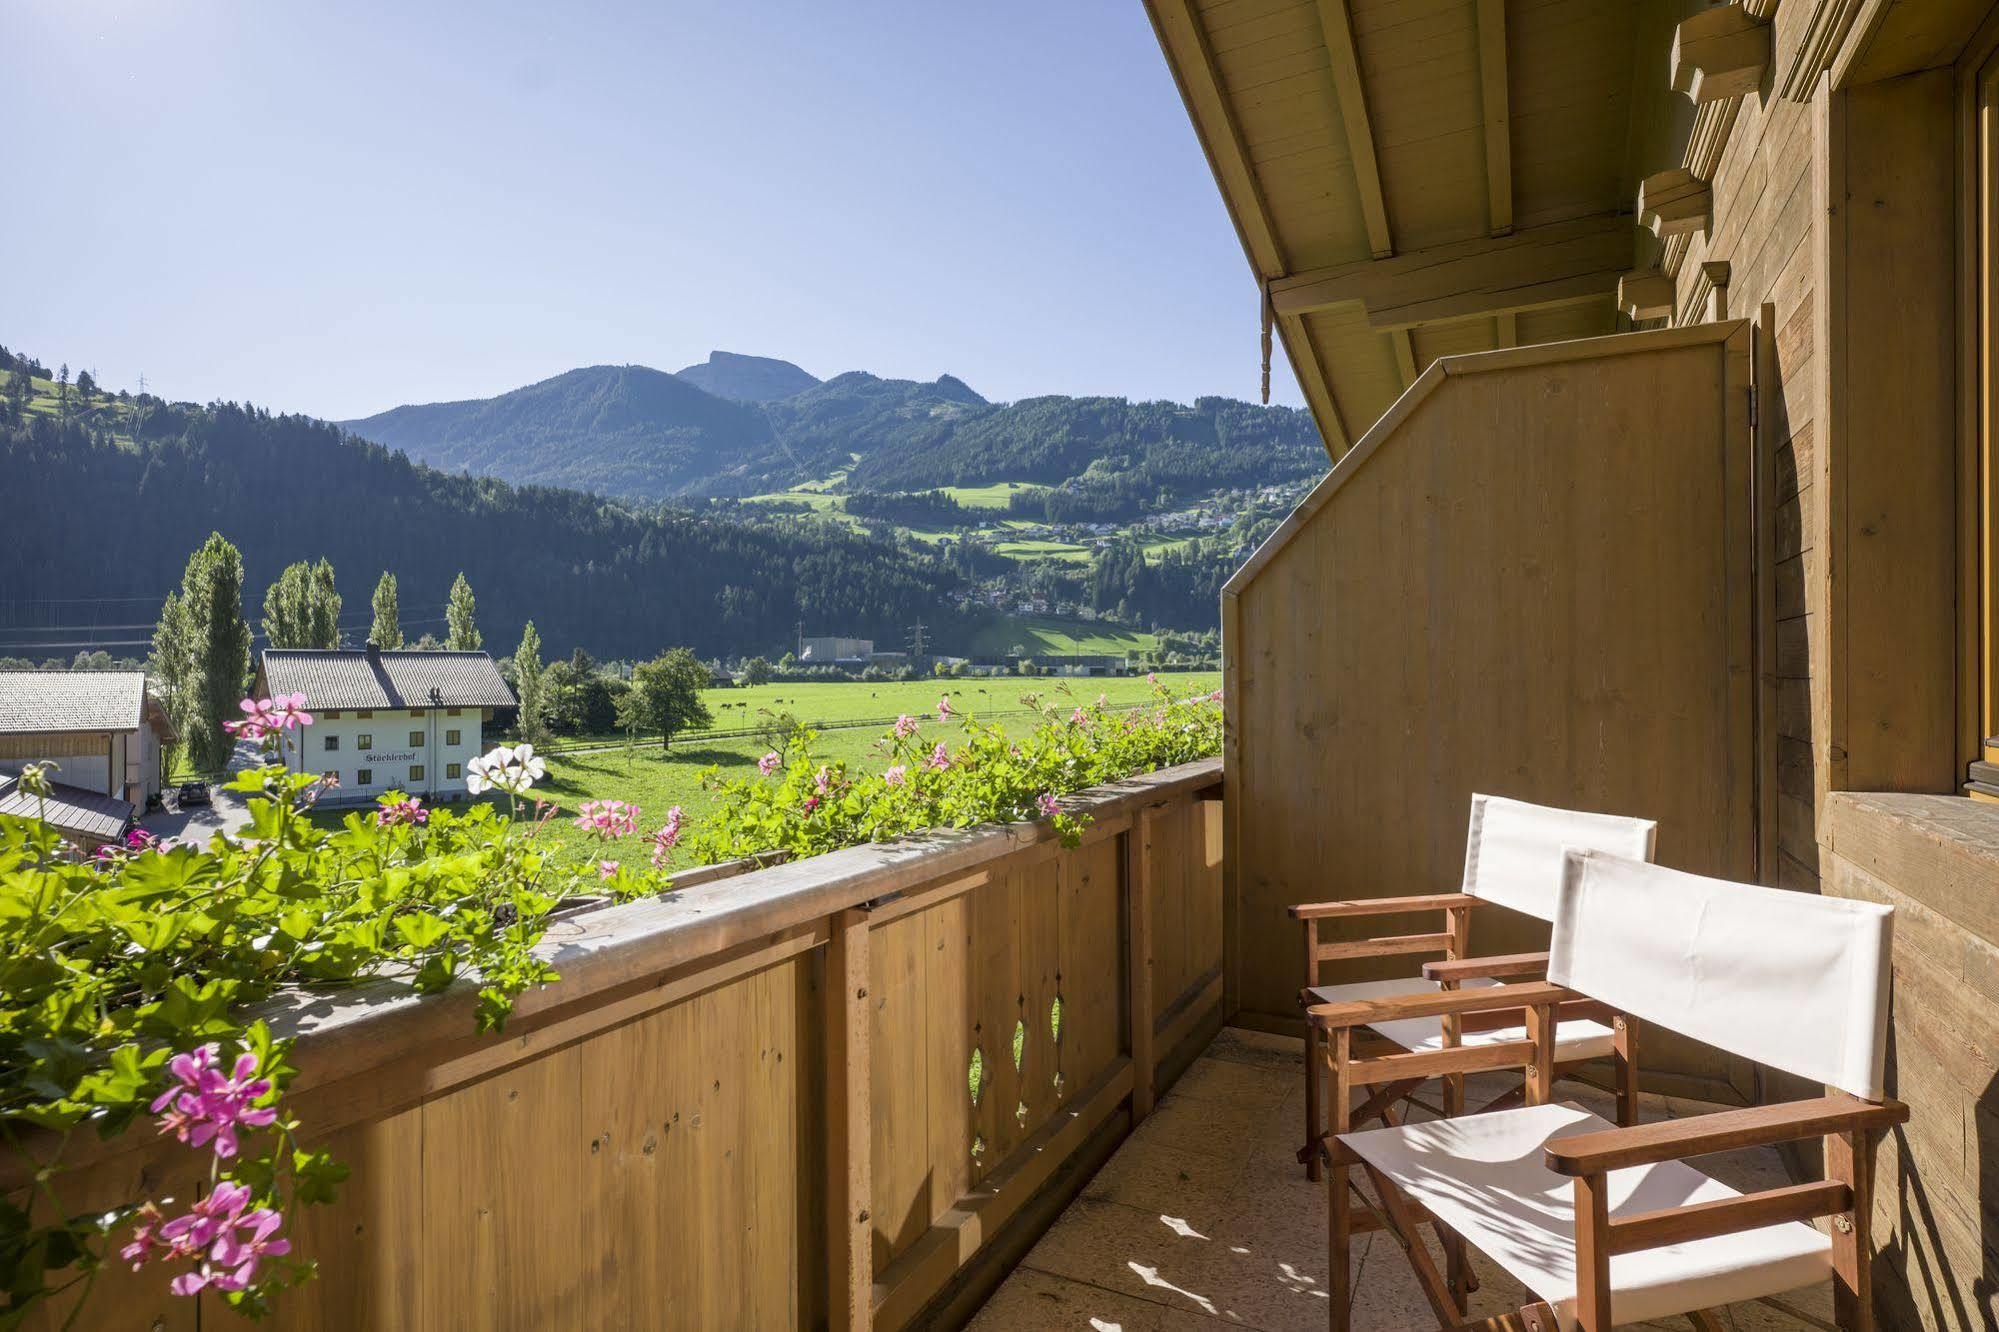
[1224,327,1758,1096]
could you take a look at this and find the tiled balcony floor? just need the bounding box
[971,1028,1832,1332]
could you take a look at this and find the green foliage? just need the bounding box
[181,534,253,772]
[368,572,402,649]
[739,655,774,687]
[3,399,965,661]
[446,573,481,651]
[514,622,546,743]
[686,681,1221,865]
[0,759,657,1321]
[261,558,342,650]
[617,649,714,750]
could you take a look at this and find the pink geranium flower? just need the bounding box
[758,750,782,776]
[883,765,908,787]
[598,860,619,881]
[814,765,834,795]
[936,695,952,721]
[893,714,919,739]
[649,806,684,867]
[265,693,313,731]
[151,1045,277,1160]
[925,742,951,771]
[573,799,640,840]
[1036,792,1060,818]
[156,1183,291,1295]
[376,795,428,827]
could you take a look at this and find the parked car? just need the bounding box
[176,781,211,808]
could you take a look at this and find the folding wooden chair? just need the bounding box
[1292,795,1657,1183]
[1314,849,1905,1331]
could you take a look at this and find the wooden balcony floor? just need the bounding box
[971,1028,1832,1332]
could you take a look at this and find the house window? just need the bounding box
[409,764,426,783]
[357,710,373,719]
[447,708,461,717]
[325,735,339,752]
[356,768,374,787]
[408,729,424,746]
[445,729,461,746]
[320,710,339,721]
[446,762,462,780]
[357,733,372,749]
[409,709,424,718]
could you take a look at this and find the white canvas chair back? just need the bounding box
[1461,794,1658,920]
[1549,850,1893,1100]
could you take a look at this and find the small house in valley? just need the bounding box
[0,670,176,849]
[255,643,514,805]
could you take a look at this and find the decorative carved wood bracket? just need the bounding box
[1638,169,1713,240]
[1618,271,1676,322]
[1671,4,1772,105]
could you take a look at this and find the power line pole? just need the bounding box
[908,618,927,660]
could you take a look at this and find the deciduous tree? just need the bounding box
[616,648,714,751]
[514,621,547,743]
[446,572,480,650]
[369,572,403,649]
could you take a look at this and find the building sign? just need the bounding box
[364,751,419,765]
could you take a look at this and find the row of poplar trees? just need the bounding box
[150,533,484,773]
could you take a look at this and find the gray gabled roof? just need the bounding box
[0,671,148,736]
[0,776,135,843]
[257,649,515,710]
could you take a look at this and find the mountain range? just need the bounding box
[340,353,1327,506]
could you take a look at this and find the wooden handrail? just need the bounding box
[1289,892,1481,920]
[1308,980,1576,1030]
[1543,1094,1909,1176]
[1422,951,1549,983]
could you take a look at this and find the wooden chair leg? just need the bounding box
[1304,1018,1324,1182]
[1685,1311,1724,1332]
[1828,1127,1876,1331]
[1328,1025,1352,1332]
[1359,1163,1464,1326]
[1459,1304,1560,1332]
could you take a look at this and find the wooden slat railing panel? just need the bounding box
[51,759,1222,1332]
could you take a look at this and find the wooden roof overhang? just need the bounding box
[1144,0,1702,456]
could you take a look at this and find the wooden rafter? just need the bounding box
[1476,0,1513,237]
[1392,330,1419,387]
[1314,0,1394,259]
[1144,0,1352,457]
[1269,214,1629,329]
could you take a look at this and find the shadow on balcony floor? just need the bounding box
[969,1028,1833,1332]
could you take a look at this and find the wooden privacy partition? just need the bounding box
[1223,323,1759,1095]
[36,759,1222,1332]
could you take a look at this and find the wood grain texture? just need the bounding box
[1225,327,1757,1100]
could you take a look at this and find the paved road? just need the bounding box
[137,738,264,843]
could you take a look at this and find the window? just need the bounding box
[324,735,339,752]
[409,764,426,783]
[445,729,461,746]
[408,729,424,747]
[409,709,424,718]
[356,768,374,787]
[446,762,462,780]
[357,710,373,719]
[447,708,461,717]
[357,733,372,749]
[320,710,339,721]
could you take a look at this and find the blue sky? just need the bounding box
[0,1,1302,419]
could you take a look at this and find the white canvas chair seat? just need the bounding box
[1306,976,1617,1061]
[1340,1101,1832,1330]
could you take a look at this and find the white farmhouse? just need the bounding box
[255,643,515,806]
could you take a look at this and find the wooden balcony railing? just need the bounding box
[50,757,1223,1332]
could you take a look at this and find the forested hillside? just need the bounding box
[2,396,962,661]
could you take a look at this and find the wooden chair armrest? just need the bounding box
[1543,1094,1909,1176]
[1289,892,1481,921]
[1307,980,1576,1031]
[1422,951,1549,983]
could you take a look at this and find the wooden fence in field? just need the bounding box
[43,757,1224,1332]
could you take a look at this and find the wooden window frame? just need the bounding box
[356,768,374,787]
[409,764,425,783]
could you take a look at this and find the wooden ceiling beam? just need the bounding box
[1476,0,1513,237]
[1314,0,1394,260]
[1268,213,1631,329]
